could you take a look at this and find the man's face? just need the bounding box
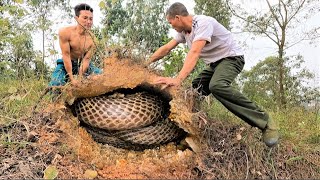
[166,15,184,33]
[76,10,93,29]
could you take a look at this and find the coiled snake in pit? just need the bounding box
[73,90,186,151]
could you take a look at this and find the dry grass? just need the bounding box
[194,116,320,179]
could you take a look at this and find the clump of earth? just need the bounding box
[37,54,203,179]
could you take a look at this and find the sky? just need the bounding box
[34,0,320,82]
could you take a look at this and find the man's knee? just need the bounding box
[94,68,102,74]
[49,68,67,87]
[48,78,66,87]
[209,81,227,95]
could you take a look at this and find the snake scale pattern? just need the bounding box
[73,90,186,150]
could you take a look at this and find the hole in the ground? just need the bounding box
[69,83,187,151]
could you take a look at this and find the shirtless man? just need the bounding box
[48,3,101,88]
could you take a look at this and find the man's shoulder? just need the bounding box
[59,26,76,35]
[195,15,216,24]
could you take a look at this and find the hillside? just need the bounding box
[0,57,319,179]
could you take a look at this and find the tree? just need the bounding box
[194,0,231,29]
[26,0,71,75]
[0,1,24,58]
[10,32,36,79]
[240,55,317,109]
[0,1,36,79]
[100,0,128,38]
[1,19,36,79]
[100,0,170,61]
[227,0,320,108]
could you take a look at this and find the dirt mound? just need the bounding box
[7,55,201,179]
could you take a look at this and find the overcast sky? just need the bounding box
[34,0,319,82]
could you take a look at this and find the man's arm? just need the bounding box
[176,40,206,81]
[146,39,179,65]
[79,43,96,76]
[59,28,77,84]
[154,40,207,87]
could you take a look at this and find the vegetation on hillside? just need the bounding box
[0,0,319,179]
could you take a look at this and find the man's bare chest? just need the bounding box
[69,34,93,53]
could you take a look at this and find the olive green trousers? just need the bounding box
[192,56,269,130]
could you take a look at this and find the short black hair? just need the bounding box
[166,2,189,18]
[74,3,93,17]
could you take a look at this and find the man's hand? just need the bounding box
[70,78,80,87]
[153,77,182,89]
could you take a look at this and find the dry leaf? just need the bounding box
[236,134,242,141]
[43,165,58,180]
[84,169,98,179]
